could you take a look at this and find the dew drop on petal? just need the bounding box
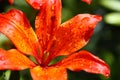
[0,57,5,61]
[51,5,54,11]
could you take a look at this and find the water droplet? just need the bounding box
[0,56,5,61]
[51,5,54,11]
[18,62,21,65]
[50,0,54,4]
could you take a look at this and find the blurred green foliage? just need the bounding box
[0,0,120,80]
[100,0,120,26]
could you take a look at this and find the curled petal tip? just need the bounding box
[94,15,102,21]
[98,62,110,78]
[104,67,110,78]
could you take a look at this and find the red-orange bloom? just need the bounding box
[0,0,110,80]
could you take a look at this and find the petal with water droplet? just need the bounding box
[48,14,102,61]
[0,48,36,70]
[0,9,40,61]
[54,50,110,78]
[35,0,61,58]
[30,66,67,80]
[26,0,44,10]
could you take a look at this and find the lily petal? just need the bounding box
[9,0,14,4]
[0,9,40,63]
[35,0,61,58]
[48,14,102,61]
[82,0,92,4]
[0,48,36,70]
[30,66,67,80]
[55,50,110,78]
[26,0,45,10]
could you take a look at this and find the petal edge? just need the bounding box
[0,9,41,64]
[54,50,110,78]
[30,66,67,80]
[47,14,102,63]
[0,48,36,70]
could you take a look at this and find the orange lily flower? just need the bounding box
[0,0,110,80]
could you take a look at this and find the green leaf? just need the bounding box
[20,69,32,80]
[0,33,13,50]
[100,0,120,11]
[48,56,66,66]
[0,70,5,80]
[4,70,11,80]
[9,71,20,80]
[104,12,120,26]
